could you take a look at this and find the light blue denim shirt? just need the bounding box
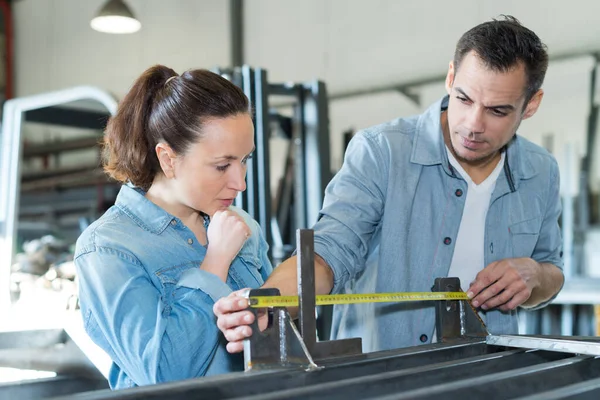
[75,185,272,389]
[315,96,563,353]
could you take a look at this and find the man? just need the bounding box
[214,15,564,354]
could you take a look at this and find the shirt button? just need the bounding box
[171,220,177,225]
[455,189,463,197]
[420,334,428,343]
[187,238,193,245]
[444,237,452,245]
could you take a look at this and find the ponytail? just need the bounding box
[103,65,177,190]
[103,64,249,191]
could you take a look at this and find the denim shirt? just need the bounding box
[314,96,563,353]
[74,185,272,389]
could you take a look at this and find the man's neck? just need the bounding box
[441,111,502,185]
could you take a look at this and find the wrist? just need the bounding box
[529,258,543,290]
[201,250,232,281]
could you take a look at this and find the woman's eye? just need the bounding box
[242,154,254,165]
[216,164,230,172]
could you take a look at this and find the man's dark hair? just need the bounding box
[454,15,548,105]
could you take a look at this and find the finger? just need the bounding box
[216,310,255,332]
[481,276,529,310]
[231,288,251,297]
[499,289,531,311]
[480,284,516,310]
[468,262,503,298]
[224,324,253,343]
[226,341,245,354]
[213,210,223,220]
[213,296,249,317]
[471,275,510,308]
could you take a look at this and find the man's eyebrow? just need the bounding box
[455,87,516,112]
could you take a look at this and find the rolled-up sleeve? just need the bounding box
[76,247,227,386]
[313,131,389,294]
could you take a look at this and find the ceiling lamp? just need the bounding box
[90,0,141,34]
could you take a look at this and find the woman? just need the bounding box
[74,65,272,389]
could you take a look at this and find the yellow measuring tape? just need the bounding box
[249,291,469,308]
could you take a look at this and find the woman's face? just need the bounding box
[169,113,255,216]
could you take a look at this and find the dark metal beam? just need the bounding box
[0,376,108,399]
[230,0,243,66]
[24,107,110,130]
[250,350,572,400]
[23,136,101,158]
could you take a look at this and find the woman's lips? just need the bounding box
[220,199,234,207]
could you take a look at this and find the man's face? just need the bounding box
[445,51,542,166]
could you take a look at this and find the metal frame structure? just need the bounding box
[0,86,118,314]
[46,230,600,399]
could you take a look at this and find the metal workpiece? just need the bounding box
[45,229,600,399]
[242,288,318,372]
[242,229,363,371]
[243,231,493,372]
[486,334,600,356]
[296,229,362,360]
[433,277,489,341]
[48,342,600,400]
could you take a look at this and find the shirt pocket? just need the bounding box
[230,247,264,289]
[155,261,200,310]
[509,216,542,258]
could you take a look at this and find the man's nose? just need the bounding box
[465,107,485,134]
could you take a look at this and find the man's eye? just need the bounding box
[490,109,507,117]
[216,164,230,172]
[456,96,468,103]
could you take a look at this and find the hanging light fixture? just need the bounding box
[90,0,141,34]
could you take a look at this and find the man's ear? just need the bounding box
[155,142,177,179]
[445,60,455,95]
[522,89,544,120]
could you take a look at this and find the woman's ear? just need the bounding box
[155,143,177,179]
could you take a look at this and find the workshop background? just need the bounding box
[0,0,600,398]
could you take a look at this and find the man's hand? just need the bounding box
[467,258,542,312]
[213,289,268,353]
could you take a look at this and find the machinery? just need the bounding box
[45,230,600,400]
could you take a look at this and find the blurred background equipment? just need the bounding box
[1,0,600,397]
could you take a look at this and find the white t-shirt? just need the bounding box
[446,147,506,291]
[431,147,505,343]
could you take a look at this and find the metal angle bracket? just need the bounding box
[243,287,318,372]
[243,229,362,371]
[433,277,489,341]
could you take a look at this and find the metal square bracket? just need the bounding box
[433,277,489,341]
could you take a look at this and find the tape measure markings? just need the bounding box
[249,291,469,308]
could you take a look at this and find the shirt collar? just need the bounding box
[115,184,173,234]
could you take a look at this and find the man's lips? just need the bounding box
[458,135,486,150]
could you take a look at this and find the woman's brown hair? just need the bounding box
[103,65,250,190]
